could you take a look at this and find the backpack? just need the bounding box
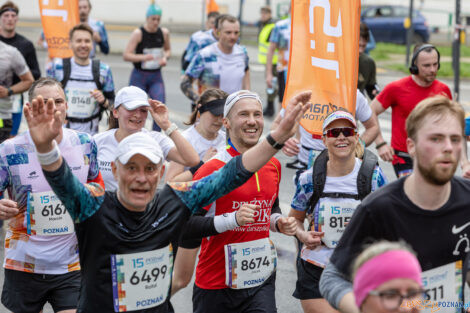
[308,148,378,213]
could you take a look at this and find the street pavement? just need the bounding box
[1,34,470,312]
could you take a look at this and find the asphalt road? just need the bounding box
[0,50,469,313]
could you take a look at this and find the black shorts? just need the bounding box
[0,118,12,144]
[193,273,277,313]
[1,269,81,313]
[293,257,323,300]
[392,152,413,178]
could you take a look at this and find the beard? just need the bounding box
[416,154,457,185]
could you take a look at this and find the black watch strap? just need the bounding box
[266,133,284,149]
[7,88,13,96]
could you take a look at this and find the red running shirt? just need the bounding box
[377,76,451,153]
[193,146,281,289]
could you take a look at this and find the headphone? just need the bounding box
[409,44,440,75]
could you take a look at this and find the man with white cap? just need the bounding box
[23,86,311,312]
[0,77,104,313]
[94,85,199,190]
[175,90,297,313]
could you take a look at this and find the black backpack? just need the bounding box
[308,148,378,213]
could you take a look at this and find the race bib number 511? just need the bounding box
[225,238,277,289]
[111,245,173,312]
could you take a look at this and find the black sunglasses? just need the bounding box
[323,127,356,138]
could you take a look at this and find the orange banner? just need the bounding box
[283,0,360,135]
[206,0,219,13]
[39,0,79,58]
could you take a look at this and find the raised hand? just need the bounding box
[272,91,311,143]
[148,99,171,130]
[24,96,62,153]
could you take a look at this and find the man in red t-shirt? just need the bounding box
[186,90,296,313]
[372,44,452,177]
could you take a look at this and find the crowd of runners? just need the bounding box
[0,1,469,313]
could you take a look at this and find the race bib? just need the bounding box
[26,191,74,236]
[225,238,277,289]
[111,245,173,312]
[142,48,163,70]
[66,88,96,118]
[11,94,22,113]
[318,201,360,249]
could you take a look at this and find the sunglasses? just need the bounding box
[323,127,356,138]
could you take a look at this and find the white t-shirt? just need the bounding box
[94,128,174,191]
[182,124,226,170]
[280,90,372,164]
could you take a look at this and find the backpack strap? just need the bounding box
[91,59,102,90]
[308,149,329,213]
[356,148,379,200]
[60,58,72,88]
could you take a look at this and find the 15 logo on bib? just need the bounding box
[225,238,277,289]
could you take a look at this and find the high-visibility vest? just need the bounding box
[258,23,277,65]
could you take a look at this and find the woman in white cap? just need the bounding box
[94,85,199,190]
[288,109,387,313]
[353,241,423,313]
[165,88,227,182]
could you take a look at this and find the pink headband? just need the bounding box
[353,250,422,308]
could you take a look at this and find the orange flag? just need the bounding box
[39,0,79,58]
[206,0,219,13]
[283,0,361,136]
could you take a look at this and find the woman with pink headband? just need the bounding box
[353,241,424,313]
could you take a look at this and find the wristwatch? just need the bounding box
[164,123,178,137]
[266,133,284,150]
[7,87,13,96]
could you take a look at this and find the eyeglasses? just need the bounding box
[323,127,356,138]
[369,288,424,311]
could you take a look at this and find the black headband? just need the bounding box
[0,7,18,16]
[198,98,225,115]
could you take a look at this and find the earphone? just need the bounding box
[409,44,440,75]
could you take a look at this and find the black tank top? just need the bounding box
[133,26,164,71]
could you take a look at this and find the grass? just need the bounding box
[370,42,470,61]
[389,61,470,77]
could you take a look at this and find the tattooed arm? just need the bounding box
[180,75,199,102]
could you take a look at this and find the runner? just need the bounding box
[371,44,452,178]
[23,89,311,312]
[181,15,250,104]
[352,241,423,313]
[78,0,109,57]
[276,90,379,182]
[257,6,278,117]
[0,77,104,313]
[0,38,33,143]
[94,86,199,191]
[266,11,290,106]
[181,11,219,72]
[289,109,387,313]
[123,1,170,131]
[175,90,297,313]
[358,23,379,100]
[47,23,115,135]
[0,1,41,136]
[319,96,470,313]
[165,88,227,182]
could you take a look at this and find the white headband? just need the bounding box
[224,91,262,117]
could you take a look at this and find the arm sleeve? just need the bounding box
[319,262,353,309]
[98,23,110,55]
[169,155,253,214]
[290,168,314,212]
[43,159,105,222]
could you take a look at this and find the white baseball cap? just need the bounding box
[224,90,262,118]
[116,132,163,165]
[114,86,149,110]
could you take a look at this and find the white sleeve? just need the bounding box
[150,131,174,159]
[355,90,372,122]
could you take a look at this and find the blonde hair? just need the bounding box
[352,240,416,280]
[406,96,465,141]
